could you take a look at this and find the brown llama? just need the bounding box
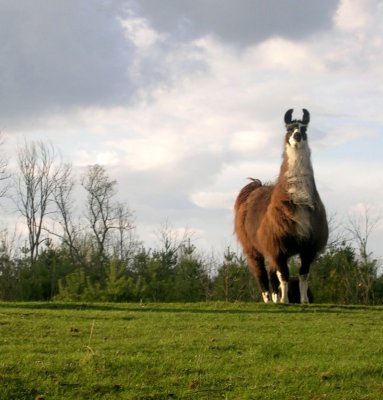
[234,109,328,304]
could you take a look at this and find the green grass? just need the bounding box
[0,302,382,399]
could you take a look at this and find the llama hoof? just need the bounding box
[271,292,279,303]
[262,292,270,303]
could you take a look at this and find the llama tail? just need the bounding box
[234,178,262,254]
[234,178,262,211]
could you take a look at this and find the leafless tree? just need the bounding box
[14,140,65,263]
[113,201,135,262]
[51,162,83,263]
[326,212,346,249]
[82,164,116,259]
[346,205,381,304]
[81,164,134,262]
[155,220,193,255]
[0,134,10,199]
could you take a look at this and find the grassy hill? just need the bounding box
[0,302,382,399]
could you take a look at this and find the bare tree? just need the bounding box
[82,164,116,260]
[326,212,346,249]
[0,134,10,199]
[51,162,83,263]
[155,220,193,255]
[14,140,64,263]
[81,164,134,262]
[346,205,381,304]
[113,201,135,262]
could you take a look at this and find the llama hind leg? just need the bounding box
[299,253,314,304]
[247,252,270,303]
[269,271,280,303]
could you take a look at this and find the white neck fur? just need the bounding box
[284,142,315,208]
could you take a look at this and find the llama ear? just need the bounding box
[302,109,310,125]
[284,109,293,125]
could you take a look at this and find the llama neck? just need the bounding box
[280,143,315,207]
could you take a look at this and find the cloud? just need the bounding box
[334,0,376,31]
[0,1,134,125]
[119,12,159,48]
[2,0,383,260]
[229,129,271,156]
[254,37,327,73]
[136,0,338,46]
[323,124,379,147]
[190,191,234,210]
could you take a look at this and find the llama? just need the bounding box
[234,109,328,304]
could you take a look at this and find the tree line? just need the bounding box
[0,140,382,304]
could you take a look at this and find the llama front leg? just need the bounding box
[271,257,289,304]
[277,271,289,304]
[299,274,309,304]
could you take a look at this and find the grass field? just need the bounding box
[0,302,382,400]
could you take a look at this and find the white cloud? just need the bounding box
[323,124,379,147]
[190,191,234,210]
[334,0,375,31]
[74,150,121,167]
[254,37,327,73]
[318,159,383,209]
[119,14,159,48]
[229,129,271,156]
[115,135,183,171]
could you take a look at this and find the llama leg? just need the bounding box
[269,271,280,303]
[269,257,289,304]
[247,252,270,303]
[277,271,289,304]
[299,274,309,304]
[262,291,271,303]
[299,253,314,304]
[270,257,289,304]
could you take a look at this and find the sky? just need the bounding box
[1,0,383,261]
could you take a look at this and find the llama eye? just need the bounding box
[286,126,295,134]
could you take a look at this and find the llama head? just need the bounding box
[284,109,310,149]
